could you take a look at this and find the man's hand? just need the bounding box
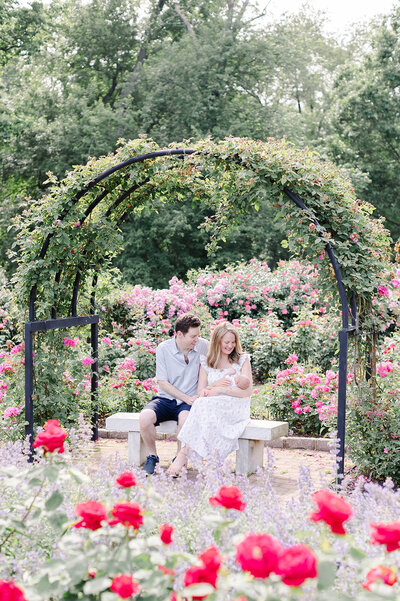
[185,395,198,405]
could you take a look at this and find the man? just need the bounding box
[139,312,208,474]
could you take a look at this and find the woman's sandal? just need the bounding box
[166,451,187,477]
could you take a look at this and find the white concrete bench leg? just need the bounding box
[236,439,264,475]
[128,431,147,466]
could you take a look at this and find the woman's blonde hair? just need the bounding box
[207,322,243,368]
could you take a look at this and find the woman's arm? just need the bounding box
[212,357,253,398]
[196,365,209,395]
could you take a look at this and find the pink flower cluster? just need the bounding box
[377,361,398,378]
[4,406,21,419]
[273,358,339,421]
[63,337,80,347]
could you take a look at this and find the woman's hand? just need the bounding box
[210,377,231,388]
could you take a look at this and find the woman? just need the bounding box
[167,321,252,475]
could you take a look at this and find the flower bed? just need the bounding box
[1,421,400,600]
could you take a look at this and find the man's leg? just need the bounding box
[139,409,158,456]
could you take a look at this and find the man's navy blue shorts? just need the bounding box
[143,396,191,426]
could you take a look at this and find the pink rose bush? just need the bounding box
[266,355,344,435]
[2,258,400,455]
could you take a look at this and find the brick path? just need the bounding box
[89,438,336,499]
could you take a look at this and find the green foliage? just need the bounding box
[328,5,400,240]
[0,0,44,66]
[11,137,391,325]
[346,332,400,483]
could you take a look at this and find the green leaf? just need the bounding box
[349,546,366,560]
[83,577,112,595]
[182,583,214,598]
[317,560,337,590]
[45,490,64,512]
[48,512,69,529]
[44,465,59,482]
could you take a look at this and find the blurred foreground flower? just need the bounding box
[33,418,68,454]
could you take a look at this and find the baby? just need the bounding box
[202,368,250,396]
[226,368,250,390]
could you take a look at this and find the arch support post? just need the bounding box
[91,320,99,441]
[24,322,34,459]
[337,328,349,483]
[24,314,100,458]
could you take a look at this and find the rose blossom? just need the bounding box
[33,419,68,454]
[0,580,28,601]
[377,285,389,297]
[116,472,137,488]
[4,406,21,419]
[276,544,318,586]
[183,565,218,598]
[110,502,144,529]
[370,521,400,552]
[235,533,282,578]
[74,500,108,530]
[209,486,246,510]
[110,574,140,598]
[198,546,223,571]
[183,545,222,599]
[82,356,94,367]
[362,565,397,590]
[159,523,174,544]
[309,490,353,535]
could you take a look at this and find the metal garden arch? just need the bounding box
[24,147,357,480]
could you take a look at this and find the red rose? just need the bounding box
[276,544,318,586]
[370,521,400,552]
[110,502,144,529]
[183,545,222,599]
[362,565,397,590]
[110,574,140,598]
[209,486,246,511]
[309,490,353,535]
[74,500,108,531]
[159,523,174,544]
[235,533,282,578]
[116,472,137,488]
[33,419,68,454]
[183,565,218,599]
[198,546,223,571]
[0,580,28,601]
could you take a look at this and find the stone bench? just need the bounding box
[105,412,288,475]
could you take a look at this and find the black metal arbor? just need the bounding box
[24,147,357,479]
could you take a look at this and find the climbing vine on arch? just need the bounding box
[12,136,391,319]
[12,135,394,392]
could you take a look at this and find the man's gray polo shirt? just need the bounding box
[155,337,209,403]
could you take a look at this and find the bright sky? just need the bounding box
[266,0,398,33]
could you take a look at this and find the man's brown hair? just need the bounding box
[174,313,201,334]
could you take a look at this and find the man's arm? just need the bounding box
[156,380,197,405]
[156,343,198,404]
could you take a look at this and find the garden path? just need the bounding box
[87,439,336,499]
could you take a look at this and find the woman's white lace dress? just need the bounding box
[177,354,251,462]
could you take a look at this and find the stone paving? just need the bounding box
[89,438,337,499]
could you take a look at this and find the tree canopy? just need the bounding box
[1,0,399,284]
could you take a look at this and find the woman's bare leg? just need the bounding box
[166,446,188,475]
